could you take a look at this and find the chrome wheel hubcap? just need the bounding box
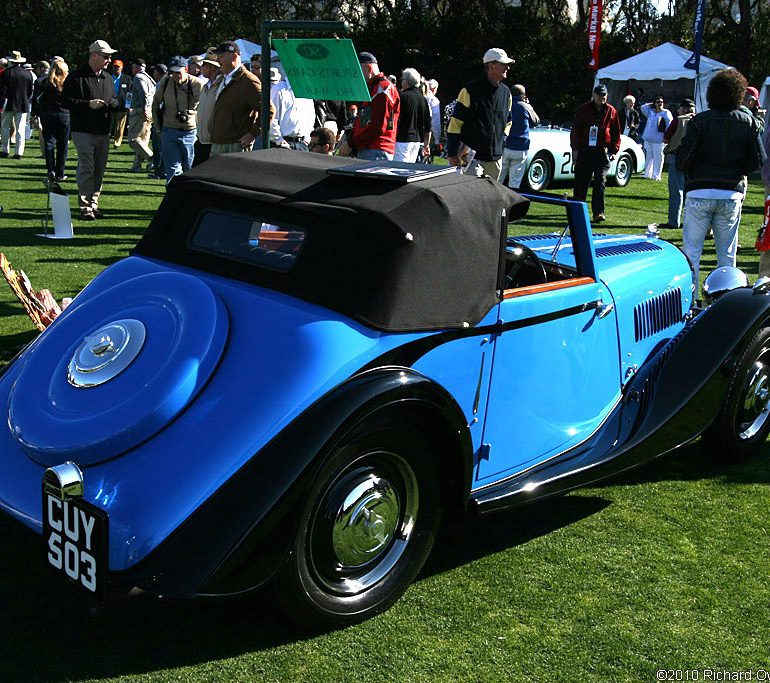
[309,452,419,596]
[738,359,770,440]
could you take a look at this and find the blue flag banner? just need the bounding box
[684,0,707,71]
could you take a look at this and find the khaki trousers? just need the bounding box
[72,132,109,210]
[210,142,250,157]
[127,112,153,164]
[112,110,128,146]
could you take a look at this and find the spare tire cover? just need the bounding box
[9,271,228,466]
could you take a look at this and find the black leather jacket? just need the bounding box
[675,108,766,193]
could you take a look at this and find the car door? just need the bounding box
[475,277,622,485]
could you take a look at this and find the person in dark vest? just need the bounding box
[445,48,514,180]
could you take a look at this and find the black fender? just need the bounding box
[474,287,770,511]
[115,366,473,598]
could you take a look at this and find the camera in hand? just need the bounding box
[176,110,189,124]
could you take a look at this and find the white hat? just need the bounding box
[483,48,514,65]
[5,50,25,64]
[88,39,117,54]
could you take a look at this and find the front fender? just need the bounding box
[116,366,473,598]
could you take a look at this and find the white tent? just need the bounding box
[594,42,731,113]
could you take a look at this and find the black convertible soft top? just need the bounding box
[134,149,529,331]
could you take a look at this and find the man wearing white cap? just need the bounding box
[62,39,120,220]
[446,48,514,180]
[0,50,35,159]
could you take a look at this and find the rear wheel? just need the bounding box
[523,153,553,192]
[705,327,770,461]
[609,152,633,187]
[276,423,440,628]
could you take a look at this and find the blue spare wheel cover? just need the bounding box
[9,271,229,466]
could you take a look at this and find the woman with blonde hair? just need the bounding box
[37,58,70,180]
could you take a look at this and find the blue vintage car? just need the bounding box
[1,150,769,628]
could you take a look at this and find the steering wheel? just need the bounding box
[505,242,548,288]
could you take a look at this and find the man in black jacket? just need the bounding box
[63,39,120,220]
[445,48,514,179]
[0,50,35,159]
[676,69,766,285]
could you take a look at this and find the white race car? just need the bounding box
[520,126,646,192]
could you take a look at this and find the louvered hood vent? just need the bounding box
[595,242,663,257]
[634,288,683,342]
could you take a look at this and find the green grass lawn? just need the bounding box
[1,144,770,682]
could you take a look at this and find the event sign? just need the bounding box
[587,0,602,70]
[273,38,371,101]
[684,0,707,71]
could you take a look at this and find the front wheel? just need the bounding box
[276,424,440,627]
[705,327,770,461]
[609,152,633,187]
[523,153,553,192]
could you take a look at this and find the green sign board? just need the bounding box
[273,38,371,102]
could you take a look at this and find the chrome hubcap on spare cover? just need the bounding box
[67,319,146,388]
[738,357,770,440]
[309,452,419,596]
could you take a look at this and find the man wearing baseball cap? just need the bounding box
[110,58,132,147]
[152,56,202,182]
[127,58,156,173]
[445,48,514,179]
[208,40,272,157]
[62,39,121,220]
[570,84,621,223]
[742,86,765,136]
[338,52,400,160]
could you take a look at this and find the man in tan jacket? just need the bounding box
[209,41,273,156]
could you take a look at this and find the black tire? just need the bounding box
[523,153,553,192]
[608,152,633,187]
[705,326,770,461]
[276,422,441,628]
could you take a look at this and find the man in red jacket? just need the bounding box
[339,52,399,161]
[570,84,621,222]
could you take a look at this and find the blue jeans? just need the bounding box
[666,155,685,226]
[682,195,742,286]
[357,148,393,161]
[161,127,195,183]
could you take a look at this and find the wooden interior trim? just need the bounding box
[502,276,595,299]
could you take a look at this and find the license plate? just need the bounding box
[43,493,108,600]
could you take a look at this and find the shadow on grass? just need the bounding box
[0,490,610,682]
[424,494,611,579]
[0,517,304,682]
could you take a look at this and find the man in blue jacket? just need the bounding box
[500,84,539,189]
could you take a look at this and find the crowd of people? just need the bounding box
[1,39,770,290]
